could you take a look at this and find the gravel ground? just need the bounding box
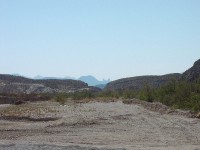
[0,143,125,150]
[0,100,200,150]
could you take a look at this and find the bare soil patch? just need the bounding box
[0,100,200,150]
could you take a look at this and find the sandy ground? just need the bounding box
[0,100,200,150]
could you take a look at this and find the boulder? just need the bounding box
[196,112,200,118]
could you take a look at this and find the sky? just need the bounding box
[0,0,200,81]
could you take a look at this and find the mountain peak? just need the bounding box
[79,75,97,80]
[78,75,110,86]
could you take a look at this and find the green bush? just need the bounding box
[55,93,68,105]
[123,90,137,99]
[98,90,119,98]
[153,80,200,112]
[72,90,95,100]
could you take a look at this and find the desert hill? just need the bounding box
[106,59,200,91]
[0,74,100,94]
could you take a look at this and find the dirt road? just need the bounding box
[0,100,200,150]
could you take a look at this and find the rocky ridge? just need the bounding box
[0,74,100,94]
[106,73,181,91]
[106,59,200,91]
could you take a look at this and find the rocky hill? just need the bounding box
[0,74,100,94]
[105,59,200,91]
[182,59,200,82]
[105,74,181,91]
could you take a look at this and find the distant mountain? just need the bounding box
[11,73,21,76]
[13,74,110,88]
[78,75,110,86]
[34,75,44,79]
[33,75,75,80]
[95,84,107,89]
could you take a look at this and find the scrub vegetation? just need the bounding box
[54,78,200,112]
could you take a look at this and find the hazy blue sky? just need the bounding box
[0,0,200,80]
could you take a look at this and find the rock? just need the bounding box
[196,112,200,118]
[14,100,25,105]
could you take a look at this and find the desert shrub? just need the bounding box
[98,90,119,98]
[153,80,200,112]
[72,90,95,100]
[189,93,200,111]
[55,93,69,105]
[123,90,137,99]
[55,79,200,112]
[137,83,154,102]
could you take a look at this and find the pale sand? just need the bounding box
[0,101,200,150]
